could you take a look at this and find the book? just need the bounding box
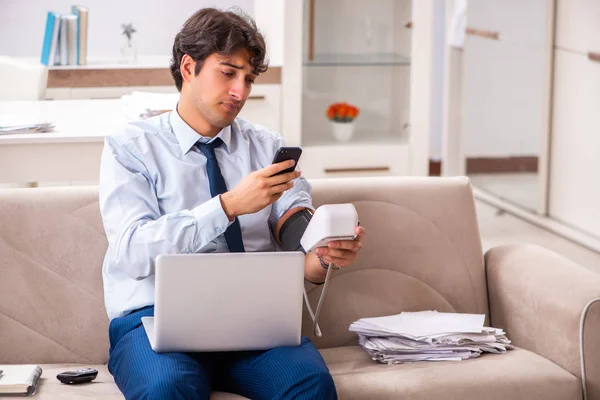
[41,12,61,66]
[59,15,68,65]
[71,5,89,65]
[0,365,43,396]
[63,14,79,66]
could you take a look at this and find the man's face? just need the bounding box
[185,48,257,131]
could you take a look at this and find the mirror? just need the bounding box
[459,0,554,214]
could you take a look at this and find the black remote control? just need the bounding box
[56,368,98,384]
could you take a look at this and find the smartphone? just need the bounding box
[271,147,302,176]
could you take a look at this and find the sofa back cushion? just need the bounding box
[0,186,108,364]
[0,177,487,363]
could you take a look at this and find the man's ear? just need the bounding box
[180,54,196,84]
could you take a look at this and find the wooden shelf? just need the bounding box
[47,64,282,88]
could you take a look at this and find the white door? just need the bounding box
[459,0,554,214]
[549,49,600,239]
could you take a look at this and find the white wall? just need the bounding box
[0,0,254,58]
[253,0,283,65]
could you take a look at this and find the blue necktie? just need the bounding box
[198,138,245,252]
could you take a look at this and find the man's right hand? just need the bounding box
[220,160,300,220]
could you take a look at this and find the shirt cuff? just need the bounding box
[191,195,233,240]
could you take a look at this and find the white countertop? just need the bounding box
[0,83,277,146]
[0,99,127,144]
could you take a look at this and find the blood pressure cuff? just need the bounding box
[278,208,313,253]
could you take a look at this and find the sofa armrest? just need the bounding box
[486,244,600,400]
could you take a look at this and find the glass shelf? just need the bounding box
[304,53,411,67]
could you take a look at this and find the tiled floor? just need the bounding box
[475,199,600,274]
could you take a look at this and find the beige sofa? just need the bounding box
[1,176,600,400]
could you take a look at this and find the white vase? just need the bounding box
[120,43,137,64]
[330,121,355,142]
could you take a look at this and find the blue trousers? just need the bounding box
[108,306,337,400]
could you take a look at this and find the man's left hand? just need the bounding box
[315,226,365,269]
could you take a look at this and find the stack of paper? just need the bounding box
[0,121,54,135]
[349,310,513,364]
[121,91,179,121]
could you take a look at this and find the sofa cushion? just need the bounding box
[33,346,581,400]
[0,187,109,364]
[322,346,582,400]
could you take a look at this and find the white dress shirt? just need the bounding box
[99,110,312,320]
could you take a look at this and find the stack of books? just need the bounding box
[41,5,89,66]
[349,310,513,364]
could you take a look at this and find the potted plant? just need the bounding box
[326,102,360,142]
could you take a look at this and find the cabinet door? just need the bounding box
[461,0,554,214]
[462,37,547,158]
[467,0,552,45]
[555,0,600,54]
[549,49,600,238]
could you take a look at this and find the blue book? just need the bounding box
[41,12,60,65]
[70,5,89,65]
[70,6,80,64]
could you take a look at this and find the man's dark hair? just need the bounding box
[170,7,269,92]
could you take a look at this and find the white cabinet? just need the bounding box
[282,0,438,178]
[459,0,554,214]
[299,0,412,178]
[238,84,281,133]
[547,0,600,239]
[461,37,548,158]
[555,0,600,54]
[444,0,600,248]
[549,49,600,238]
[467,0,552,45]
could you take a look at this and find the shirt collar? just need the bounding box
[169,106,232,155]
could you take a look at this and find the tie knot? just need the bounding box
[198,138,223,159]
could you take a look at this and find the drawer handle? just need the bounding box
[405,21,413,29]
[466,27,499,41]
[247,95,266,100]
[324,166,390,174]
[588,52,600,63]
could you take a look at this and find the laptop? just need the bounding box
[141,251,305,353]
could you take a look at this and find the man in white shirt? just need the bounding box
[100,7,365,400]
